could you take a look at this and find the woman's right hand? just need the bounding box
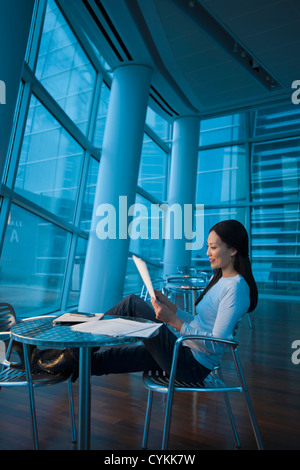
[151,290,183,331]
[153,289,177,314]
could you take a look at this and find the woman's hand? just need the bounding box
[153,290,177,313]
[150,290,183,332]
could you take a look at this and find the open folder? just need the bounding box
[71,317,162,338]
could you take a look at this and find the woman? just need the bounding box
[32,219,258,383]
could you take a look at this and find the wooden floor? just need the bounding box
[0,298,299,451]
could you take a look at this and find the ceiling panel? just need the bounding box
[86,0,294,117]
[200,0,300,86]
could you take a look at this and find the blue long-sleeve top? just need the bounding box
[176,274,250,370]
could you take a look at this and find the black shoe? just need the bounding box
[30,348,75,379]
[10,341,36,371]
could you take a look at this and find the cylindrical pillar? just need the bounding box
[0,0,35,179]
[79,64,152,313]
[163,115,200,277]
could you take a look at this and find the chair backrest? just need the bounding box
[0,303,16,332]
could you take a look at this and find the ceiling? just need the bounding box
[62,0,299,120]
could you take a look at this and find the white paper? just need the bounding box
[132,255,156,299]
[71,317,162,338]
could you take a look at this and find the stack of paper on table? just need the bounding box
[71,317,162,338]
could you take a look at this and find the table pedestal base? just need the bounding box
[78,347,91,450]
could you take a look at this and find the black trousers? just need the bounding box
[91,294,211,383]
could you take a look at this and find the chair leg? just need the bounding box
[222,391,240,448]
[142,390,153,449]
[67,378,77,444]
[23,343,39,450]
[232,349,264,450]
[242,387,264,450]
[162,388,175,450]
[217,369,240,448]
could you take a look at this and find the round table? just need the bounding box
[165,276,208,315]
[10,315,141,450]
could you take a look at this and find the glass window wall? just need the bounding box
[15,95,85,224]
[254,104,300,137]
[138,133,168,201]
[251,131,300,298]
[199,113,246,146]
[251,138,300,203]
[67,236,88,307]
[80,156,99,233]
[0,0,107,318]
[35,0,96,134]
[146,107,170,141]
[0,204,70,318]
[196,145,247,205]
[93,82,110,148]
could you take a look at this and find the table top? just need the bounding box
[10,315,142,348]
[166,284,205,291]
[165,276,207,292]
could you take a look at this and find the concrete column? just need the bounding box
[79,64,152,313]
[0,0,35,179]
[163,115,200,276]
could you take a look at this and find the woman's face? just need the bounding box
[206,230,237,272]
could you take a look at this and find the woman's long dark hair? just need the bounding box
[195,220,258,312]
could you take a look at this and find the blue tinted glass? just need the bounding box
[255,103,300,136]
[80,156,99,232]
[251,203,300,298]
[138,134,168,201]
[146,107,170,141]
[15,95,85,223]
[0,204,70,318]
[67,236,88,307]
[196,146,247,205]
[251,138,300,203]
[199,113,246,146]
[251,132,300,298]
[35,0,96,134]
[93,82,110,148]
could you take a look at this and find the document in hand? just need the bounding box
[132,255,156,299]
[71,317,162,338]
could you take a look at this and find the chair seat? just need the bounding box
[0,365,71,387]
[0,305,77,449]
[143,370,205,391]
[143,370,242,393]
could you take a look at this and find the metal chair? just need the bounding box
[142,335,263,450]
[0,303,76,450]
